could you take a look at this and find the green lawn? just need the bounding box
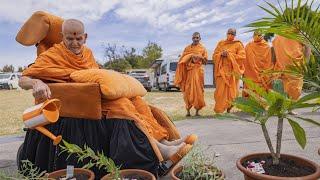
[0,89,216,136]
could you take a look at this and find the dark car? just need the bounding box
[129,70,152,92]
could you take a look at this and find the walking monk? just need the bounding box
[272,35,311,114]
[175,32,208,116]
[243,31,273,96]
[213,28,245,113]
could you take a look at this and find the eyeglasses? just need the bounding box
[192,37,200,39]
[227,33,236,36]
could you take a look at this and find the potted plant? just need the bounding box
[47,167,95,180]
[60,140,156,180]
[230,78,320,179]
[170,145,224,180]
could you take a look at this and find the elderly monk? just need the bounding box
[272,36,311,114]
[175,32,208,116]
[243,31,274,96]
[19,19,194,178]
[213,28,246,113]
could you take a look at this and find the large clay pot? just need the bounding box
[47,168,95,180]
[170,165,225,180]
[236,153,320,180]
[101,169,156,180]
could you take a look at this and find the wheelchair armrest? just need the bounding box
[48,83,102,120]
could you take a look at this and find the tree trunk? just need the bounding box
[261,124,278,164]
[276,116,284,163]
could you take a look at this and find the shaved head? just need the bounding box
[62,19,85,35]
[227,28,236,36]
[192,32,201,45]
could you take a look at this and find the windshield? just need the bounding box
[169,62,177,71]
[0,74,11,79]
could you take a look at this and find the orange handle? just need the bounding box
[35,126,62,145]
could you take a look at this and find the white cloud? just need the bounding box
[0,0,119,23]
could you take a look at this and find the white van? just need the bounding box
[158,59,179,91]
[0,73,20,89]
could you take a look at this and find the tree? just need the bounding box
[17,66,25,72]
[103,44,132,72]
[140,42,162,68]
[2,64,14,73]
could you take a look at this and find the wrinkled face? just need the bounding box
[62,32,87,55]
[192,34,201,45]
[227,29,236,41]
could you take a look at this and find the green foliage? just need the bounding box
[179,145,224,180]
[230,78,320,164]
[103,42,162,71]
[140,42,162,68]
[247,0,320,91]
[60,140,121,180]
[18,160,47,179]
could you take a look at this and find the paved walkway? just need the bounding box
[1,109,320,179]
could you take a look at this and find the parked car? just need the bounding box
[129,70,152,92]
[158,60,179,91]
[0,73,20,90]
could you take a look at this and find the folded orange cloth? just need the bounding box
[16,11,64,56]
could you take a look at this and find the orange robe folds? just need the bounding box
[272,36,304,100]
[244,39,273,95]
[213,40,245,113]
[175,43,208,110]
[23,42,98,82]
[23,42,169,143]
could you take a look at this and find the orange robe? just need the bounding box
[175,43,208,110]
[22,42,169,143]
[272,36,304,100]
[16,11,63,56]
[213,40,245,113]
[243,39,273,95]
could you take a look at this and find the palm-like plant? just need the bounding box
[247,0,320,90]
[232,78,320,165]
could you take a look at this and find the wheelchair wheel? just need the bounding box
[16,143,24,168]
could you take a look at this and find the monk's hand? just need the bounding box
[221,50,228,57]
[32,79,51,100]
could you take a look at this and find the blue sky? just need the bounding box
[0,0,281,68]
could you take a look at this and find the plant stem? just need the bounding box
[261,124,278,164]
[276,116,284,163]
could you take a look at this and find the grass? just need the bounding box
[0,90,33,136]
[0,89,216,136]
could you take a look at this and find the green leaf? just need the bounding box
[296,92,320,104]
[294,116,320,126]
[287,118,306,149]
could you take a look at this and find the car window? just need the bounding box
[169,62,177,71]
[161,64,167,74]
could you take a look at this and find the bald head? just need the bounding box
[227,28,236,36]
[62,19,85,35]
[61,19,87,55]
[192,32,201,45]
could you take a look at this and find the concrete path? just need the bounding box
[1,109,320,179]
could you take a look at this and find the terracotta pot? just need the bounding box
[47,168,95,180]
[236,153,320,180]
[170,165,225,180]
[101,169,156,180]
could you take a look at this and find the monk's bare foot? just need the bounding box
[195,110,200,116]
[186,109,191,117]
[227,106,233,113]
[288,110,298,115]
[162,142,186,160]
[161,137,186,146]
